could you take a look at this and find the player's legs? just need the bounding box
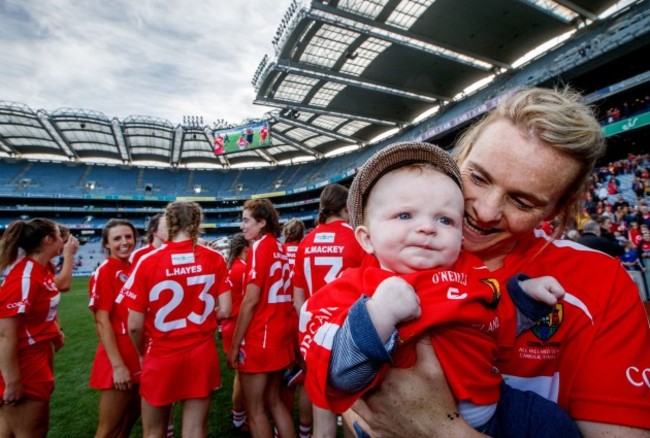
[298,385,313,438]
[264,371,296,438]
[141,398,172,438]
[180,398,210,438]
[313,405,337,438]
[239,371,273,438]
[0,399,49,438]
[95,388,140,438]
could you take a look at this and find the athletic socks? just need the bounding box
[232,409,247,428]
[299,422,313,438]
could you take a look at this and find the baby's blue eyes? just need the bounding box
[395,212,454,226]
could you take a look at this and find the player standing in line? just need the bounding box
[280,218,306,435]
[122,200,232,438]
[222,233,250,435]
[88,218,141,438]
[0,218,65,437]
[292,183,366,438]
[227,198,296,438]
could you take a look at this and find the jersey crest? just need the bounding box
[531,303,563,341]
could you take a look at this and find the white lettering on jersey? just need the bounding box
[447,287,467,300]
[626,366,650,388]
[165,265,203,277]
[172,253,195,265]
[314,232,335,244]
[305,246,345,254]
[431,271,468,285]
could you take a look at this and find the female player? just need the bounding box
[0,218,64,437]
[122,200,232,438]
[88,218,140,438]
[227,198,296,438]
[348,87,650,437]
[222,233,250,434]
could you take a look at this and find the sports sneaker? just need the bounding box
[232,420,251,436]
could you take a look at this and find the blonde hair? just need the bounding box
[452,87,605,238]
[166,201,203,244]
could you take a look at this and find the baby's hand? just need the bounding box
[367,277,421,329]
[519,276,566,306]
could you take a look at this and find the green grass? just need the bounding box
[50,276,246,437]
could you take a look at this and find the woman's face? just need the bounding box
[241,209,265,241]
[458,118,581,268]
[105,225,135,261]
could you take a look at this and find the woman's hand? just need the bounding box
[227,347,240,370]
[2,380,24,406]
[112,364,132,391]
[347,335,483,437]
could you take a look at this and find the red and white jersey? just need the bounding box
[300,253,502,413]
[119,240,230,355]
[243,233,294,348]
[283,241,300,277]
[0,257,60,348]
[293,220,365,297]
[225,257,247,319]
[88,257,132,335]
[494,229,650,429]
[129,243,156,267]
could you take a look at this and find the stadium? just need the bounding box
[1,0,649,436]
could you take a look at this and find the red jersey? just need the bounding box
[226,257,247,319]
[129,243,156,267]
[243,233,294,348]
[0,257,60,349]
[284,241,300,276]
[494,229,650,429]
[293,220,365,297]
[119,240,230,355]
[300,253,502,413]
[89,257,131,335]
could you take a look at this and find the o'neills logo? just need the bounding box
[430,271,467,285]
[531,303,563,341]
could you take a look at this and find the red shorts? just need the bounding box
[89,334,141,389]
[140,336,221,407]
[221,319,235,353]
[237,342,294,374]
[0,341,54,402]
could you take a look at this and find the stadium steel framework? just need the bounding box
[0,0,644,170]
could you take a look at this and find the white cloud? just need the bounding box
[0,0,293,124]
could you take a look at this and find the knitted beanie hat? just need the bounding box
[347,141,462,229]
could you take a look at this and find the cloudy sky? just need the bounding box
[0,0,293,125]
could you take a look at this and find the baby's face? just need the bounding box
[356,165,464,274]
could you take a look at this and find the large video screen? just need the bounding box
[213,121,270,155]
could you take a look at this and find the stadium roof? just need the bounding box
[0,0,632,169]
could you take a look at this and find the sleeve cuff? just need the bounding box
[348,296,397,363]
[507,274,554,322]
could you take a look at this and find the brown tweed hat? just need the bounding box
[347,141,462,229]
